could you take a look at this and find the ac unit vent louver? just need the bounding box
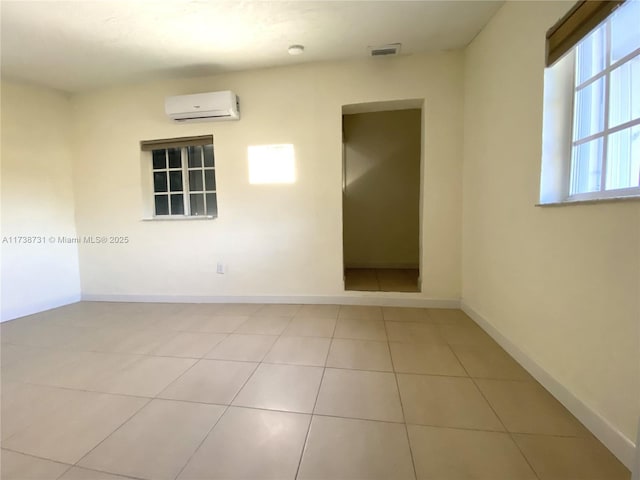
[369,43,401,57]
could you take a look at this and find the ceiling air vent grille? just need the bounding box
[369,43,401,57]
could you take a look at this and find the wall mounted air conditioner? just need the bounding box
[165,90,240,123]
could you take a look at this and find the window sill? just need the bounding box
[141,216,216,221]
[536,195,640,207]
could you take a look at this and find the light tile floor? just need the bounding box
[0,302,631,480]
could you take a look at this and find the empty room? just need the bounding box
[1,1,638,479]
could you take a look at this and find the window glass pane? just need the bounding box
[154,195,169,215]
[204,169,216,191]
[206,193,218,217]
[168,148,181,168]
[611,0,640,63]
[573,76,605,140]
[606,125,640,190]
[190,194,205,216]
[153,172,168,193]
[169,171,183,192]
[204,144,215,167]
[576,24,606,84]
[609,55,640,128]
[188,146,202,168]
[152,150,166,169]
[170,194,184,215]
[570,137,603,194]
[189,170,204,191]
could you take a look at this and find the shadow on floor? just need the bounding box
[344,268,419,292]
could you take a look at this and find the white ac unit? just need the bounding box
[165,90,240,123]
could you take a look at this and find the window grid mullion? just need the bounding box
[600,19,612,193]
[201,148,207,215]
[182,147,190,216]
[575,46,640,91]
[165,150,172,215]
[573,117,640,146]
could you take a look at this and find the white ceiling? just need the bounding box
[1,0,503,93]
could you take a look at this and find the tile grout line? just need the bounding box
[293,309,339,479]
[382,312,419,480]
[171,355,263,480]
[69,396,154,475]
[447,346,542,480]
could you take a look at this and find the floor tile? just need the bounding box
[32,351,140,391]
[184,315,249,333]
[93,356,196,397]
[179,407,310,480]
[294,304,340,319]
[450,342,532,380]
[298,416,415,479]
[158,359,257,404]
[385,321,446,344]
[150,332,227,358]
[475,379,587,435]
[344,269,379,291]
[426,308,475,325]
[382,307,429,322]
[513,434,631,480]
[1,450,70,480]
[150,313,202,331]
[408,425,537,479]
[315,368,404,422]
[282,317,336,337]
[0,343,39,368]
[217,303,264,316]
[334,318,387,341]
[59,466,134,480]
[3,391,147,464]
[232,363,323,413]
[338,305,383,320]
[254,304,302,317]
[2,383,85,440]
[205,334,277,361]
[91,328,178,355]
[0,323,87,349]
[1,347,83,384]
[263,336,330,366]
[79,399,225,480]
[233,316,291,335]
[439,323,498,346]
[390,342,467,376]
[397,374,503,431]
[377,269,419,292]
[326,338,393,371]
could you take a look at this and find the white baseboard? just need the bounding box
[461,301,636,470]
[1,293,81,322]
[81,293,460,309]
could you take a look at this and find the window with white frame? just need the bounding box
[141,136,218,217]
[570,0,640,198]
[541,0,640,204]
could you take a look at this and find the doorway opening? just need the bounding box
[342,100,423,292]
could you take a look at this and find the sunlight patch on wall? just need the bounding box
[248,144,296,184]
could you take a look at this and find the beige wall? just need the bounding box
[1,81,81,321]
[343,109,421,269]
[71,52,463,301]
[463,0,639,458]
